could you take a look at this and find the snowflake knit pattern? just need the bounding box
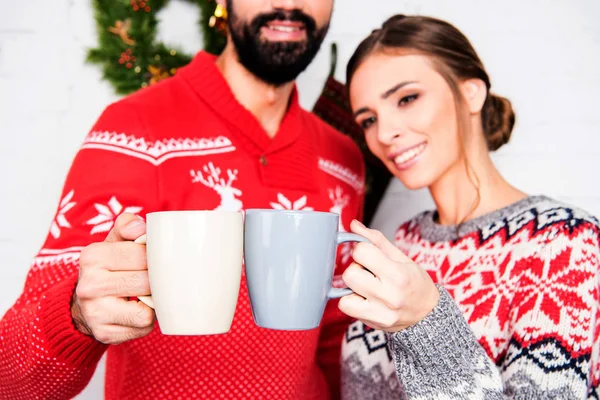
[341,195,600,399]
[0,51,366,400]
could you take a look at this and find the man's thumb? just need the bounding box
[105,213,146,243]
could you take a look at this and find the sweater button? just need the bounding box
[259,156,267,166]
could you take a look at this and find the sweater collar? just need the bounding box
[178,51,318,192]
[417,195,550,242]
[179,51,303,155]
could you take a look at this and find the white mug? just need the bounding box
[134,210,243,335]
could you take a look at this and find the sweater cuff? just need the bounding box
[38,273,108,367]
[386,286,493,396]
[390,285,472,353]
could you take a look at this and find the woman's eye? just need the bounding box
[360,116,376,130]
[399,94,418,107]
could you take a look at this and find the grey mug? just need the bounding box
[243,209,368,330]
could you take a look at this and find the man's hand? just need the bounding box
[72,213,155,344]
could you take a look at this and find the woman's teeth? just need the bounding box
[394,143,426,165]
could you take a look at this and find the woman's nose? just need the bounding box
[377,127,403,146]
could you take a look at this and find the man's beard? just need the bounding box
[227,2,329,86]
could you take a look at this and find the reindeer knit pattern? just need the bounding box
[0,51,365,400]
[341,196,600,399]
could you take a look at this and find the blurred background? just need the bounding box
[1,0,599,398]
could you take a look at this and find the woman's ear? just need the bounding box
[460,78,487,114]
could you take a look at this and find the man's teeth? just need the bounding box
[394,144,426,165]
[269,25,300,32]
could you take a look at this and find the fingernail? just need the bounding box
[353,219,366,229]
[126,219,146,230]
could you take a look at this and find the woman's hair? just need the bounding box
[346,15,515,151]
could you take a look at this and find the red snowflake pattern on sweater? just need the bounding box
[398,202,600,394]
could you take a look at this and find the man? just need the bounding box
[0,0,365,399]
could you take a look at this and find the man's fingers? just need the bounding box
[93,324,154,345]
[80,241,147,272]
[112,299,156,328]
[91,297,155,328]
[77,269,150,299]
[105,213,146,243]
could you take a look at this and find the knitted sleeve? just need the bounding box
[0,102,161,399]
[387,221,600,399]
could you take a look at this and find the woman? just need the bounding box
[338,15,600,399]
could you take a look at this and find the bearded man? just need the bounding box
[0,1,366,399]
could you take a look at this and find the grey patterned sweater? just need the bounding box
[341,196,600,399]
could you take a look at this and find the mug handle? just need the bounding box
[326,232,370,299]
[133,234,155,309]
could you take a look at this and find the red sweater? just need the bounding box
[0,52,365,400]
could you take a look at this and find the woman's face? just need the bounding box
[349,52,464,190]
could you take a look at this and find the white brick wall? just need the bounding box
[1,1,599,398]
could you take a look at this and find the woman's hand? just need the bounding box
[338,220,440,332]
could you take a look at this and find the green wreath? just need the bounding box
[87,0,226,95]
